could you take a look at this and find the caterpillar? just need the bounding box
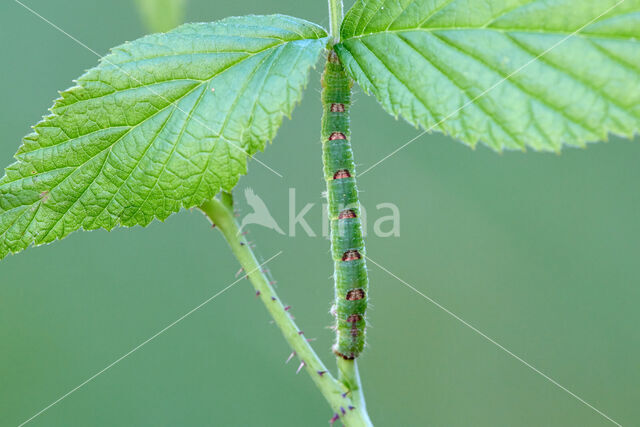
[321,49,368,360]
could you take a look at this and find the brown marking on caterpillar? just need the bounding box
[346,288,365,301]
[341,250,361,261]
[328,50,340,63]
[338,209,357,219]
[350,327,360,337]
[333,169,351,180]
[333,347,355,360]
[330,103,345,112]
[347,314,361,323]
[329,132,346,140]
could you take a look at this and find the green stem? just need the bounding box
[199,196,371,426]
[338,358,371,424]
[328,0,343,42]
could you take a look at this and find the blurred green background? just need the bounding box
[1,1,639,426]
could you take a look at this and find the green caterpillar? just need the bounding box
[321,49,368,360]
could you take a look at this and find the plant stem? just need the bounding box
[328,0,343,42]
[199,196,372,426]
[338,358,371,424]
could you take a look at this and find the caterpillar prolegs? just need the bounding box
[321,50,368,359]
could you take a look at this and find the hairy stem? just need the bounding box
[199,196,371,425]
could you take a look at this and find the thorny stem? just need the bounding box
[199,195,372,426]
[338,358,371,424]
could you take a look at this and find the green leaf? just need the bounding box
[0,14,327,259]
[336,0,640,151]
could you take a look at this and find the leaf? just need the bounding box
[336,0,640,151]
[0,14,327,259]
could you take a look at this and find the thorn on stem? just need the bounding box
[348,405,355,411]
[271,296,276,301]
[317,370,326,377]
[284,305,291,311]
[255,290,261,297]
[296,360,306,374]
[340,407,346,415]
[235,268,244,278]
[329,413,340,425]
[298,331,304,335]
[286,351,296,364]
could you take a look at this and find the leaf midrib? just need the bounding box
[343,27,639,42]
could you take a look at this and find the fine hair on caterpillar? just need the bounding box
[320,49,369,359]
